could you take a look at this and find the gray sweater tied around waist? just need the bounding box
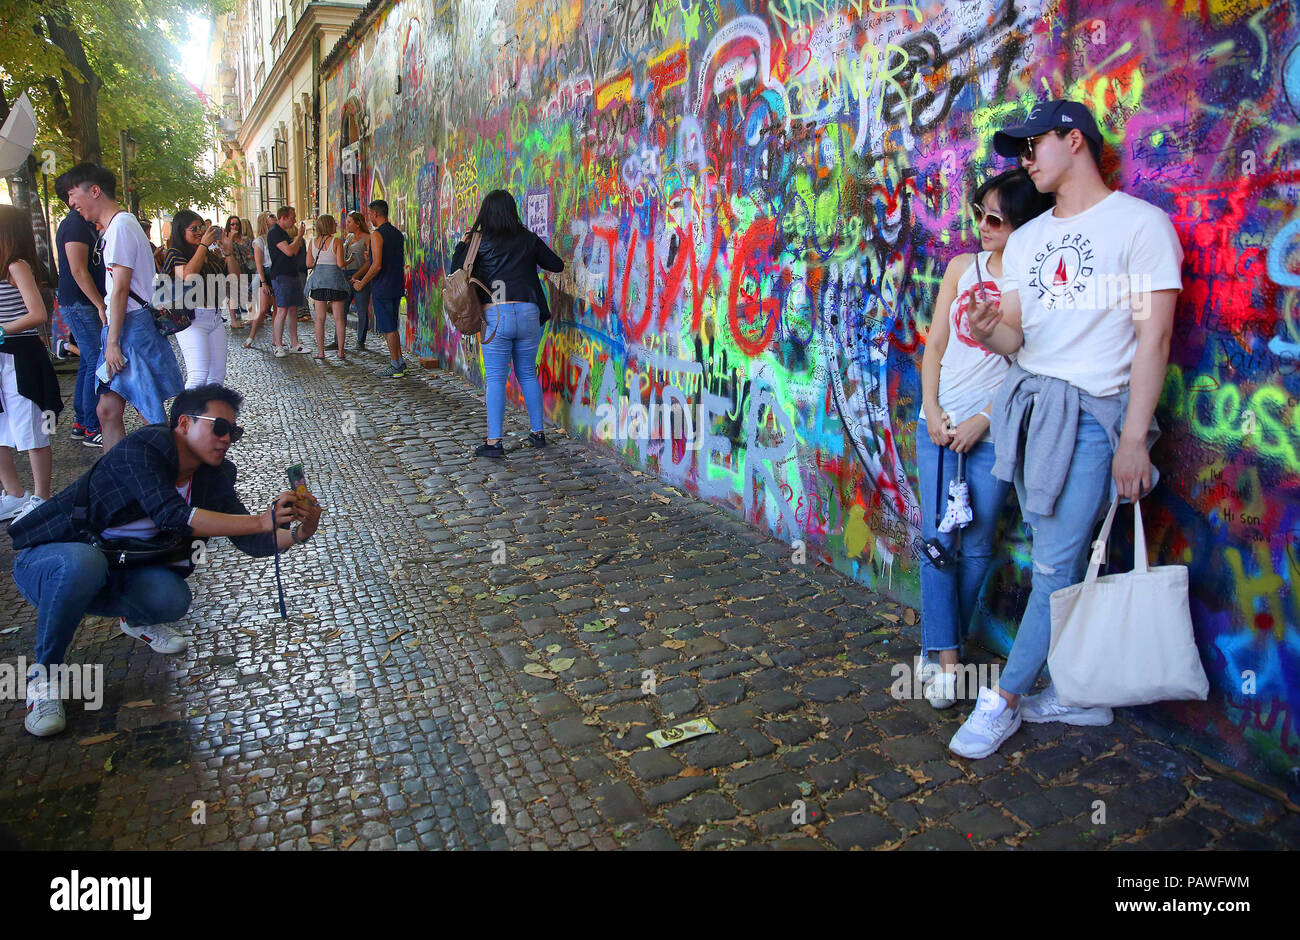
[990,362,1160,516]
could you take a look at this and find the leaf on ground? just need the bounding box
[322,629,344,640]
[122,699,155,709]
[523,663,557,679]
[388,630,407,643]
[522,557,544,568]
[680,767,706,777]
[308,834,331,846]
[903,608,917,625]
[78,733,118,746]
[581,715,601,725]
[549,657,575,672]
[879,613,901,623]
[582,622,610,633]
[342,836,358,849]
[546,644,562,654]
[238,628,258,637]
[752,652,774,666]
[446,585,464,595]
[661,639,686,650]
[474,593,489,600]
[379,651,391,665]
[103,753,114,773]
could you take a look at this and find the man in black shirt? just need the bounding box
[8,384,322,737]
[54,173,107,447]
[267,206,306,356]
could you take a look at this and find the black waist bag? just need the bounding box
[71,459,196,572]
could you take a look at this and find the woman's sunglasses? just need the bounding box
[187,414,244,442]
[972,204,1006,228]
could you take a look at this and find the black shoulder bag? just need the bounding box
[71,460,195,571]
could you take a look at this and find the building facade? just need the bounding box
[211,0,364,224]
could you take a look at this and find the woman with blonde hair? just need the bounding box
[305,214,350,360]
[244,212,275,349]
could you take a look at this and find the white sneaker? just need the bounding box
[949,687,1022,759]
[925,670,958,709]
[273,345,288,358]
[0,490,31,522]
[25,677,66,737]
[10,494,44,524]
[119,618,188,654]
[1021,684,1113,726]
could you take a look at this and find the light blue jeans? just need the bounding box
[999,412,1114,695]
[916,426,1011,656]
[14,542,192,669]
[483,302,545,440]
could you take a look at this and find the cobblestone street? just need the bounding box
[1,326,1297,852]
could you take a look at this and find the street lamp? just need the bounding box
[119,129,139,210]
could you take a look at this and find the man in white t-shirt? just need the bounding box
[65,163,183,449]
[949,100,1185,759]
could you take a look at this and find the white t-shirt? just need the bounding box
[1002,190,1184,397]
[103,211,158,308]
[102,480,195,541]
[917,250,1010,437]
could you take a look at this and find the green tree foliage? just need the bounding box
[0,0,235,213]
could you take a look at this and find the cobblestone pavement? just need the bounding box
[2,322,1298,851]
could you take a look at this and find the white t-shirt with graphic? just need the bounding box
[1002,190,1184,397]
[103,211,158,308]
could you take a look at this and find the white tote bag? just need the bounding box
[1047,496,1209,708]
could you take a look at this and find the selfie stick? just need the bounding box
[270,504,287,620]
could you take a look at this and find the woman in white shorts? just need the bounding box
[0,206,60,523]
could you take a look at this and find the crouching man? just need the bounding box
[7,383,321,736]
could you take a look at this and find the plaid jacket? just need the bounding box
[8,424,277,560]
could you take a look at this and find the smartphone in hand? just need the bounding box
[95,356,125,385]
[287,464,309,501]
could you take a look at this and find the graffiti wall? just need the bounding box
[323,0,1300,791]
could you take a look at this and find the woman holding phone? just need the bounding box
[914,168,1053,708]
[165,210,230,387]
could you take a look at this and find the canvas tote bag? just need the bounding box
[1047,496,1209,708]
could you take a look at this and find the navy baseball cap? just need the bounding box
[993,100,1102,158]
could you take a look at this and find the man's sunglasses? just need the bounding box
[972,204,1006,228]
[187,414,244,442]
[1018,128,1070,162]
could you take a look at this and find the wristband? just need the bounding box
[979,408,992,420]
[0,325,6,343]
[290,524,309,544]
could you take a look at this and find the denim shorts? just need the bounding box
[372,296,400,334]
[272,275,304,309]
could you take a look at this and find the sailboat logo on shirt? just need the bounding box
[1027,234,1095,309]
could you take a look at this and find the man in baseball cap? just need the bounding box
[992,99,1103,167]
[947,98,1186,761]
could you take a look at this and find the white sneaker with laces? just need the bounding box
[119,618,188,654]
[0,490,31,522]
[25,677,66,737]
[1021,684,1113,726]
[11,494,45,524]
[949,687,1022,758]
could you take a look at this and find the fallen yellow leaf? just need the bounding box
[77,733,118,746]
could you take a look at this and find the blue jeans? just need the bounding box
[351,284,371,344]
[483,302,545,440]
[14,543,192,669]
[916,427,1011,655]
[63,302,102,432]
[999,412,1114,695]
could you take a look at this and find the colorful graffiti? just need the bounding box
[323,0,1300,791]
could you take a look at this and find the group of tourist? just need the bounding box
[3,100,1177,764]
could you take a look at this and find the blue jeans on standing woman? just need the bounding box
[998,411,1114,695]
[916,424,1011,657]
[63,302,102,433]
[483,302,545,440]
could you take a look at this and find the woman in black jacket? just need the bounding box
[451,190,564,458]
